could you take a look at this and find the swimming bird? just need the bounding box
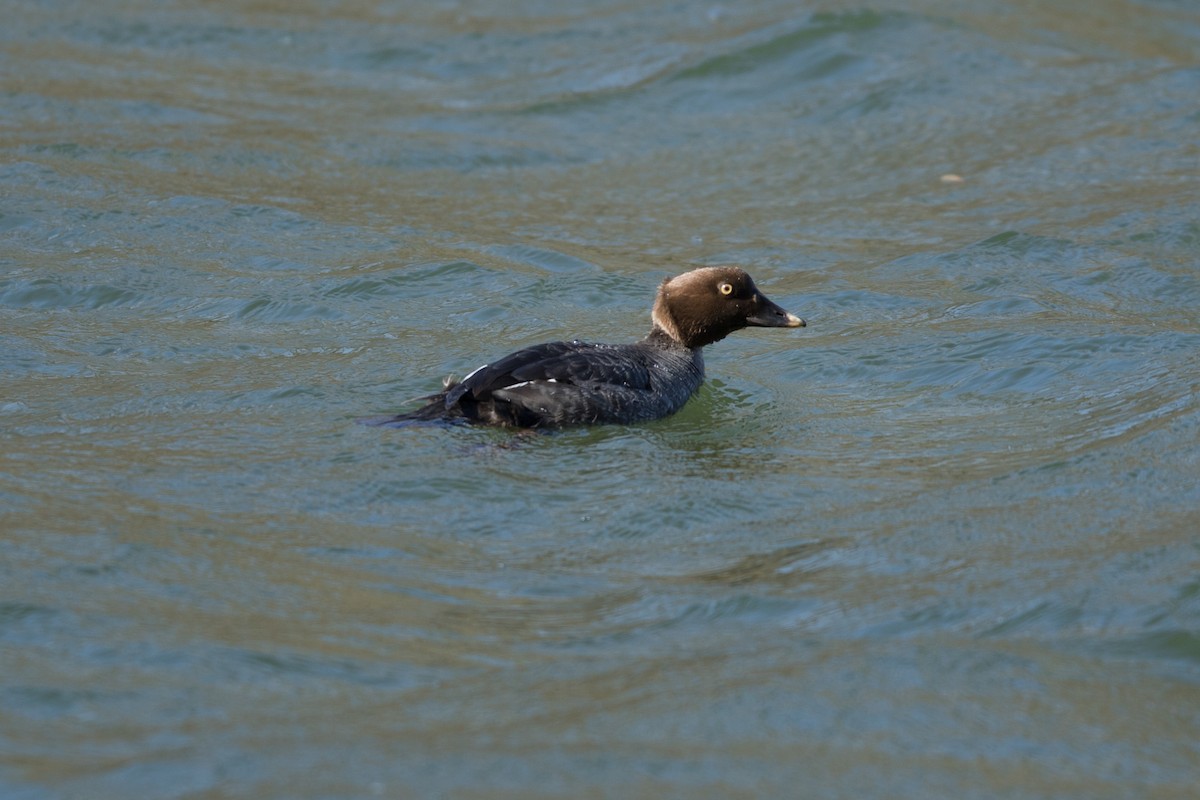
[360,266,805,428]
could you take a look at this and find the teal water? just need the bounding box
[2,1,1199,797]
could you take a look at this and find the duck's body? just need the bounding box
[361,266,804,429]
[372,331,703,428]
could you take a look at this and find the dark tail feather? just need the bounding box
[356,392,465,428]
[356,413,424,428]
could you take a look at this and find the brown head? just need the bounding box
[651,266,805,349]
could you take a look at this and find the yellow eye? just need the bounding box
[718,282,734,296]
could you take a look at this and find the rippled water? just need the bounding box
[3,1,1199,797]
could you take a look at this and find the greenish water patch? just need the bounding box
[3,0,1200,798]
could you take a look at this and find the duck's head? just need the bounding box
[651,266,805,349]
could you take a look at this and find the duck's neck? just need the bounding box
[650,292,683,344]
[644,324,695,351]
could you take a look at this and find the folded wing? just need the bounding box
[445,341,656,426]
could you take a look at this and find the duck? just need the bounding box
[359,266,805,428]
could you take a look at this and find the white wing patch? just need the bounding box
[505,378,558,390]
[461,363,488,382]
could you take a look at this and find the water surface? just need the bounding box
[2,1,1199,797]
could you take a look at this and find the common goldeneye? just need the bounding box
[360,266,805,428]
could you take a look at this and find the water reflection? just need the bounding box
[3,0,1199,797]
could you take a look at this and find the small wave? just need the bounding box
[234,296,341,323]
[0,278,141,310]
[672,10,896,82]
[486,244,598,275]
